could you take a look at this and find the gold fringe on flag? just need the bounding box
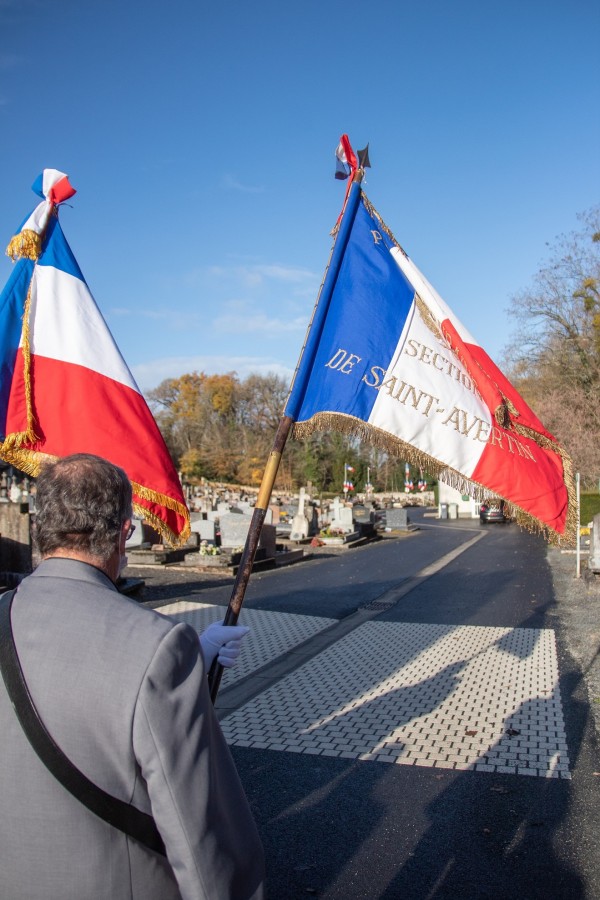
[133,505,191,549]
[131,481,191,548]
[0,284,40,452]
[0,445,54,479]
[414,294,442,341]
[5,229,43,262]
[292,411,577,547]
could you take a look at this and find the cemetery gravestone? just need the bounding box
[330,504,354,533]
[192,518,217,544]
[385,508,410,530]
[219,513,252,549]
[258,524,277,559]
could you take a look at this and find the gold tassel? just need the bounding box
[5,230,42,262]
[19,284,40,443]
[494,403,510,428]
[0,278,40,459]
[0,445,52,477]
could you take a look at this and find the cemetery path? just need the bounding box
[129,514,600,899]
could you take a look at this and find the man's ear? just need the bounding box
[119,519,132,553]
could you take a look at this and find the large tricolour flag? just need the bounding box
[0,170,190,546]
[285,165,575,544]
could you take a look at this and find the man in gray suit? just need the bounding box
[0,453,265,899]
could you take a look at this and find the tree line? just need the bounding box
[147,204,599,495]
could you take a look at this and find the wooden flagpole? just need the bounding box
[208,414,294,700]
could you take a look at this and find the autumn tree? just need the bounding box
[504,206,600,486]
[147,372,241,481]
[147,373,206,456]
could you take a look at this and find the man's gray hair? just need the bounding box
[35,454,133,562]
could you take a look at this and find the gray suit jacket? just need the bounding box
[0,558,264,900]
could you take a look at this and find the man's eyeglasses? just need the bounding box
[126,524,136,540]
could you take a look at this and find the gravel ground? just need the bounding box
[546,547,600,734]
[121,562,236,608]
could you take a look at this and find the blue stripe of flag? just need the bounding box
[285,187,415,424]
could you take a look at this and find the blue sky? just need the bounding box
[1,0,599,392]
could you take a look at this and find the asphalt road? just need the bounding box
[133,513,600,899]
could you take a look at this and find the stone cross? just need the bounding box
[290,487,309,541]
[331,497,342,521]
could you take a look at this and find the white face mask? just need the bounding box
[119,553,128,575]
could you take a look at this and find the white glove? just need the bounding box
[199,622,250,670]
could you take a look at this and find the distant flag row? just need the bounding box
[343,462,354,493]
[403,464,427,492]
[0,170,190,546]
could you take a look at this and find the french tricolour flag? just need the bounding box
[285,178,574,542]
[0,171,190,546]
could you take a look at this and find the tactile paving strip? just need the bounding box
[156,601,337,686]
[219,621,570,778]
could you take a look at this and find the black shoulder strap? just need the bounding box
[0,589,166,856]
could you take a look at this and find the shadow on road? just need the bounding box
[231,528,595,899]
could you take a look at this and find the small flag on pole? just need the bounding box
[342,462,354,493]
[333,135,370,231]
[334,135,358,180]
[285,138,575,544]
[0,170,190,546]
